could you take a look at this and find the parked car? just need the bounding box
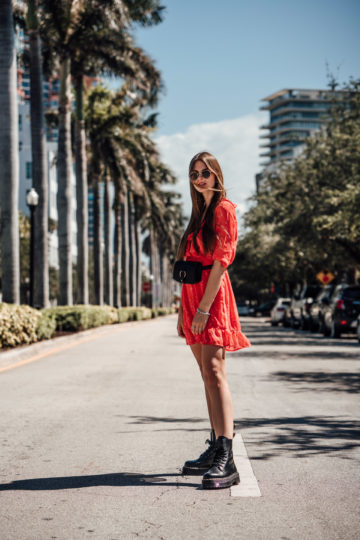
[237,302,250,316]
[270,298,291,326]
[289,284,322,329]
[250,301,276,317]
[309,285,335,332]
[322,284,360,338]
[283,303,292,327]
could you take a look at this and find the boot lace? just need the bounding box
[199,439,214,460]
[212,446,228,469]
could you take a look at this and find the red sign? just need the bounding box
[316,271,335,285]
[142,281,151,292]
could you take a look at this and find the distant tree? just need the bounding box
[236,78,360,296]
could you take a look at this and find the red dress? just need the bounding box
[181,198,251,352]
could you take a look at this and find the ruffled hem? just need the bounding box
[184,326,251,352]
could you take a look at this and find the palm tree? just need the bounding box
[85,85,147,307]
[141,155,184,308]
[92,168,104,305]
[57,52,73,305]
[39,0,164,306]
[0,0,20,304]
[26,0,49,308]
[103,170,113,306]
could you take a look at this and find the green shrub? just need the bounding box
[0,303,40,348]
[117,306,152,322]
[36,308,57,340]
[118,308,130,323]
[0,302,174,350]
[44,305,119,332]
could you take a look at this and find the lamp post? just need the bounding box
[26,187,39,307]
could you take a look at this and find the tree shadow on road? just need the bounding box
[0,472,200,492]
[269,370,360,393]
[238,325,358,348]
[123,416,206,425]
[236,415,360,461]
[238,350,360,360]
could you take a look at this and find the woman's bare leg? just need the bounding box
[189,343,214,430]
[201,344,233,439]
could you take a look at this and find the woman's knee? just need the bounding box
[202,361,226,389]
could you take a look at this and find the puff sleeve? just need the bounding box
[212,203,238,268]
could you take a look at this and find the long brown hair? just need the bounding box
[176,151,227,260]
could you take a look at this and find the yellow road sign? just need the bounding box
[316,271,335,285]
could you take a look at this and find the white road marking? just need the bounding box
[231,433,261,497]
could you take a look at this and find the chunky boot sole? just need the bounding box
[182,464,212,476]
[202,471,240,489]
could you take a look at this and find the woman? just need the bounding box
[176,151,251,490]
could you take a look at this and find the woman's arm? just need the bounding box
[191,260,226,335]
[177,287,185,337]
[199,260,226,312]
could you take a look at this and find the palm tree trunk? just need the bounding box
[128,190,137,306]
[27,0,49,308]
[0,0,20,304]
[93,178,103,305]
[165,257,170,307]
[121,184,130,306]
[149,226,156,309]
[57,57,73,305]
[104,177,113,305]
[74,74,89,304]
[154,240,161,308]
[113,186,122,307]
[159,245,164,307]
[134,195,142,306]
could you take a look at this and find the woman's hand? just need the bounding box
[191,311,210,335]
[177,306,186,338]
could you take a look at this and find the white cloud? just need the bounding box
[155,112,266,220]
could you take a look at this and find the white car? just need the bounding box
[270,298,291,326]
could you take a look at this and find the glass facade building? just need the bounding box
[259,88,335,167]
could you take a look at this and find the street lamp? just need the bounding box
[26,187,39,307]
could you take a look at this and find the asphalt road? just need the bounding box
[0,315,359,540]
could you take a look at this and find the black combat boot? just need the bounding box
[182,429,216,475]
[202,435,240,489]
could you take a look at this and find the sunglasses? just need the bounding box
[190,169,211,182]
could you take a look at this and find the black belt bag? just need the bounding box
[172,260,213,284]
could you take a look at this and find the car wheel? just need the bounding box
[330,321,341,339]
[271,321,278,327]
[300,317,308,331]
[310,320,318,333]
[321,320,330,337]
[357,322,360,344]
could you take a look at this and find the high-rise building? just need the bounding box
[15,18,101,270]
[18,102,78,268]
[256,87,345,191]
[259,88,337,168]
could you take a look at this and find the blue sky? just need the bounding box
[112,0,360,217]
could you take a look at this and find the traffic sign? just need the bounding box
[316,271,335,285]
[142,281,151,292]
